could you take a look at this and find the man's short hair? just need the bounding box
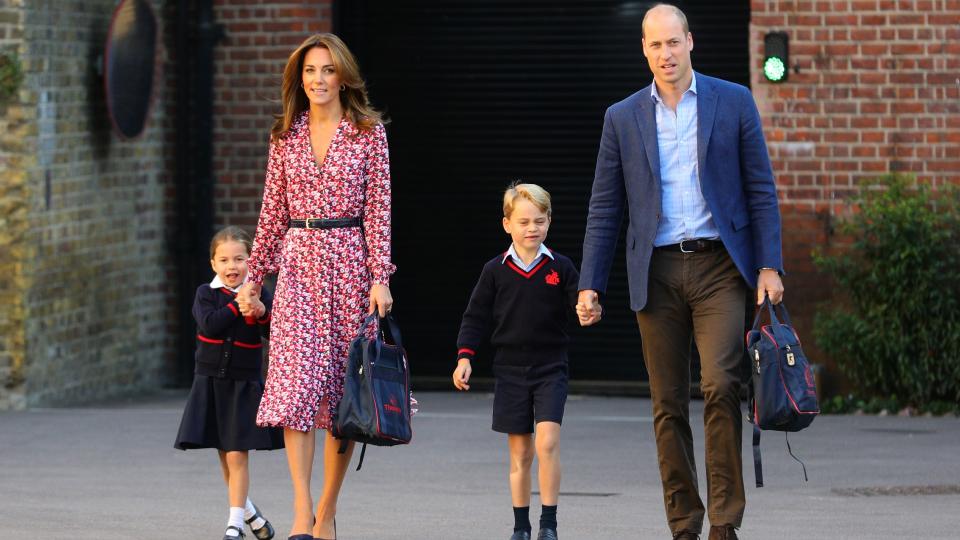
[642,3,690,39]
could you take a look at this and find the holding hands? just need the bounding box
[576,289,603,326]
[237,282,265,319]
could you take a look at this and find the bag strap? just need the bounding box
[357,313,404,350]
[381,314,404,350]
[751,295,794,330]
[752,424,763,488]
[337,439,369,472]
[785,433,809,482]
[355,442,368,471]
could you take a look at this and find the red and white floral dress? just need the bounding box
[247,111,396,432]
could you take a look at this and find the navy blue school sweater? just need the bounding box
[456,250,579,363]
[193,284,273,380]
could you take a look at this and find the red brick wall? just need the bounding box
[212,1,333,229]
[750,0,960,390]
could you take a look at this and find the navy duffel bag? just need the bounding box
[746,296,819,486]
[333,314,412,470]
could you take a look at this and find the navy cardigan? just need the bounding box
[192,284,273,380]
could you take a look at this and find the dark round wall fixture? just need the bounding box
[103,0,157,139]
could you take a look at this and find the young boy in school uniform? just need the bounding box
[453,183,600,540]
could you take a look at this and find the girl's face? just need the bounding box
[210,240,249,289]
[502,199,551,253]
[302,46,342,108]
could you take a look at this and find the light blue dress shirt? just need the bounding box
[502,243,554,272]
[651,73,720,247]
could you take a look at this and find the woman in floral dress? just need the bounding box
[238,33,395,540]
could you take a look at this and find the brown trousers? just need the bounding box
[636,248,748,534]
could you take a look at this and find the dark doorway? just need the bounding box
[336,1,750,381]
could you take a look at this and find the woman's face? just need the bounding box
[301,46,342,108]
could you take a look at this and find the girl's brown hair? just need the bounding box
[271,33,384,141]
[209,226,253,259]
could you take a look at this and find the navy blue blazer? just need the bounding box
[579,72,783,311]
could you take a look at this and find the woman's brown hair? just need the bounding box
[271,33,384,141]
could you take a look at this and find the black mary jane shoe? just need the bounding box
[245,503,275,540]
[537,528,558,540]
[223,526,246,540]
[510,530,532,540]
[287,535,312,540]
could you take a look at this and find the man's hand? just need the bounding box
[577,289,603,326]
[452,358,472,391]
[757,269,784,305]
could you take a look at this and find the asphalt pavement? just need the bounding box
[2,391,959,539]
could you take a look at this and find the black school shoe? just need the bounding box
[510,530,532,540]
[223,526,246,540]
[245,503,275,540]
[537,528,558,540]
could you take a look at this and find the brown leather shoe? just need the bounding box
[707,525,739,540]
[673,531,699,540]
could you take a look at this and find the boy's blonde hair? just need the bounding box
[209,226,253,259]
[503,182,552,218]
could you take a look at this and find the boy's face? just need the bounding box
[502,199,551,252]
[210,240,249,290]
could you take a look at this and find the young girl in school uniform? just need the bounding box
[175,226,285,540]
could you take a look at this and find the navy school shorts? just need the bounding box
[491,348,569,434]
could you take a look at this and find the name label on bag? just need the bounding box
[384,395,403,414]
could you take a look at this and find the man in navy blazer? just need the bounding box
[576,4,784,540]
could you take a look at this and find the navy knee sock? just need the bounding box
[513,506,531,532]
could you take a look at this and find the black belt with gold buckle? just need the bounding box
[288,217,361,229]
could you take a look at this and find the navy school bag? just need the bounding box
[333,314,412,470]
[745,296,819,487]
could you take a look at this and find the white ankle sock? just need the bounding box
[228,507,245,531]
[244,498,266,529]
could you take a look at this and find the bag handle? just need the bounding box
[751,295,794,330]
[381,314,404,350]
[357,313,403,349]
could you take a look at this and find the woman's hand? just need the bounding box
[237,282,261,315]
[242,298,265,319]
[368,283,393,317]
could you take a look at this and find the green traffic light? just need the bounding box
[764,56,786,82]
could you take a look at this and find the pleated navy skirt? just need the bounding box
[174,375,284,451]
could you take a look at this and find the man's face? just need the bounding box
[642,9,694,88]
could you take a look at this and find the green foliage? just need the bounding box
[0,49,24,104]
[819,393,959,416]
[813,174,960,407]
